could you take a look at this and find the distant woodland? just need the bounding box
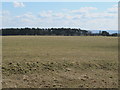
[1,28,118,36]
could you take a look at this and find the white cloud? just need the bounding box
[83,12,117,18]
[39,11,53,18]
[2,5,117,30]
[16,13,35,19]
[13,2,25,8]
[71,7,98,13]
[84,18,118,30]
[2,10,10,16]
[107,4,118,13]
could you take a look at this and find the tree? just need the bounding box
[101,31,109,36]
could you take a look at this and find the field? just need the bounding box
[2,36,118,88]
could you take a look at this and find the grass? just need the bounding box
[2,36,118,88]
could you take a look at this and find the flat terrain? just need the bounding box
[2,36,118,88]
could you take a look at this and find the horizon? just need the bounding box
[1,27,118,34]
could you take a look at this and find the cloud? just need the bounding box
[15,13,39,26]
[83,12,117,19]
[38,11,70,20]
[2,5,117,30]
[71,7,98,13]
[13,2,25,8]
[68,6,117,19]
[16,13,35,19]
[84,18,117,30]
[2,10,10,16]
[107,4,118,13]
[39,11,53,18]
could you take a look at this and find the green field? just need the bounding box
[2,36,118,88]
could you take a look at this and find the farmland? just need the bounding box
[2,36,118,88]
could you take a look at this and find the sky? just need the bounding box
[1,2,118,31]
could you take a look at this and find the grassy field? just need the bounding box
[2,36,118,88]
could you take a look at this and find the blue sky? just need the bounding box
[1,2,118,30]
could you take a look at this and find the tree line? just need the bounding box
[1,28,118,36]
